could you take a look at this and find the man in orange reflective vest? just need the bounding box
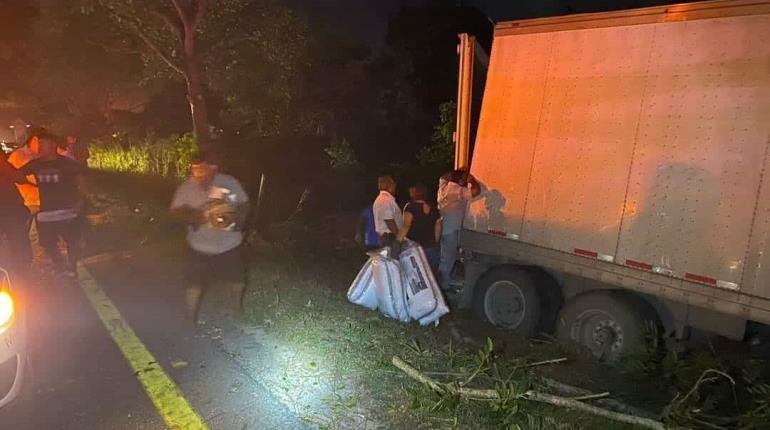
[7,132,42,213]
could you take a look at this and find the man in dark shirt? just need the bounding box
[398,184,441,274]
[21,133,86,276]
[0,151,32,275]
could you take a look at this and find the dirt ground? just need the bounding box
[79,173,770,430]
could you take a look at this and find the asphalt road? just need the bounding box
[0,247,307,430]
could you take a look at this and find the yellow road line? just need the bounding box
[78,265,210,430]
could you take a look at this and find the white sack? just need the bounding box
[347,247,410,323]
[417,286,450,326]
[372,253,410,322]
[347,257,378,310]
[399,242,438,320]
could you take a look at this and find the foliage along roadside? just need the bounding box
[88,133,196,179]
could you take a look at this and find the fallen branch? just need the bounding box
[522,391,665,430]
[392,356,666,430]
[423,371,467,377]
[514,357,568,370]
[663,369,737,430]
[571,392,611,401]
[392,356,446,394]
[536,376,657,419]
[676,369,736,409]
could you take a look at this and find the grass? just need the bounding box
[239,250,642,430]
[621,335,770,429]
[82,169,181,256]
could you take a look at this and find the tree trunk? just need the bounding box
[184,55,212,153]
[180,2,212,154]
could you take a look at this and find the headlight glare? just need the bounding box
[0,290,14,330]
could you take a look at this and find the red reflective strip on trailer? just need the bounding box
[685,273,717,285]
[626,259,653,271]
[574,248,598,258]
[488,229,507,237]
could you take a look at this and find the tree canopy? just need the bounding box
[5,0,495,177]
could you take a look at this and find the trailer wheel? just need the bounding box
[473,268,541,336]
[556,291,658,363]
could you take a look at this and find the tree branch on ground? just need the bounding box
[392,356,666,430]
[570,392,611,401]
[535,375,657,418]
[513,357,568,370]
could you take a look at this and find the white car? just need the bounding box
[0,268,26,408]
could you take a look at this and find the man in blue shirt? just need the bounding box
[355,206,380,251]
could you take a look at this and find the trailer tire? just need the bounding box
[473,267,541,337]
[556,291,658,363]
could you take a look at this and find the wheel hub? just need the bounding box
[572,313,625,360]
[484,281,527,329]
[592,321,620,347]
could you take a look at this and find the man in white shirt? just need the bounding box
[171,153,249,323]
[372,175,402,248]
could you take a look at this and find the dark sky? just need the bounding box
[466,0,569,21]
[285,0,684,47]
[283,0,426,47]
[467,0,682,20]
[282,0,561,47]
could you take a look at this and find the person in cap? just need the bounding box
[170,152,249,323]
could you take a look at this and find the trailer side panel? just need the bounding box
[616,14,770,288]
[519,25,654,257]
[466,33,551,237]
[467,3,770,314]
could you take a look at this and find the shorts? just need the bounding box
[185,246,244,288]
[379,233,401,256]
[37,218,81,251]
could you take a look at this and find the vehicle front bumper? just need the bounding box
[0,313,26,408]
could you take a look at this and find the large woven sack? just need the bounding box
[399,242,439,320]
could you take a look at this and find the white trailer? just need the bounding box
[455,0,770,360]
